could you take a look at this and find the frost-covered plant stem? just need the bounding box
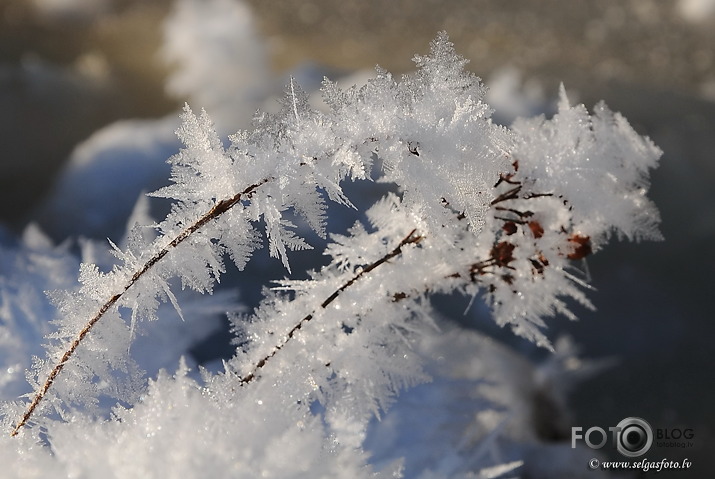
[238,228,423,386]
[7,33,661,451]
[11,178,270,435]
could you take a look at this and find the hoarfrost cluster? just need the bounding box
[0,32,660,478]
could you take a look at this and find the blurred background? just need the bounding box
[1,0,713,475]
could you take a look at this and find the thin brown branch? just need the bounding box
[494,206,533,218]
[494,216,528,225]
[493,172,520,187]
[10,178,271,437]
[523,192,554,199]
[490,185,522,205]
[237,229,423,385]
